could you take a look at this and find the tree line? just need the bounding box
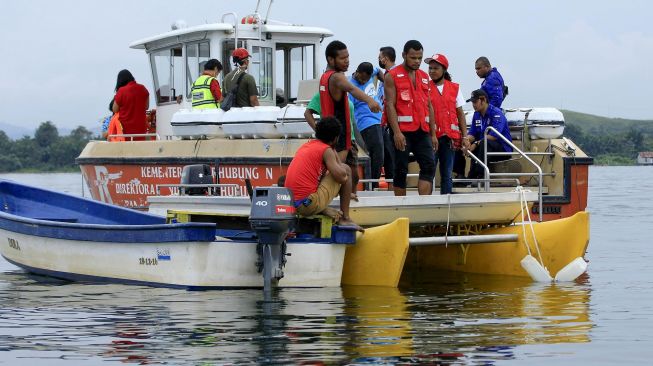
[0,121,93,172]
[563,110,653,165]
[0,112,651,172]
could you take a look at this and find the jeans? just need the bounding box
[360,124,384,189]
[434,136,455,194]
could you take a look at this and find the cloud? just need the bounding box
[553,20,652,84]
[546,20,653,117]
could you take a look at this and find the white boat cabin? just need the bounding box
[129,13,332,138]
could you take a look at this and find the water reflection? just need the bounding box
[0,268,592,364]
[402,271,592,363]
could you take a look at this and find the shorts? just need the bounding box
[296,173,341,216]
[392,129,436,189]
[345,143,358,166]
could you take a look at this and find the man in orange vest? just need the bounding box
[384,40,437,196]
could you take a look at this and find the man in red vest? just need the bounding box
[384,40,437,196]
[285,116,362,231]
[319,41,381,165]
[318,40,381,200]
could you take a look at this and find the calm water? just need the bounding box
[1,167,652,365]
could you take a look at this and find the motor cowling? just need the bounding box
[180,164,213,195]
[249,187,296,286]
[249,187,296,245]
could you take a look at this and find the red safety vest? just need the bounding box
[319,70,351,149]
[388,65,431,133]
[429,79,461,140]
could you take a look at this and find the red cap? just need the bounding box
[424,53,449,69]
[232,48,250,60]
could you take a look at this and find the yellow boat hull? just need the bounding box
[405,211,590,277]
[341,218,409,287]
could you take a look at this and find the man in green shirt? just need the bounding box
[222,48,260,107]
[304,92,356,143]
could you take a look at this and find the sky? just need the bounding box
[0,0,651,131]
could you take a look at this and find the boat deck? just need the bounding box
[149,189,538,227]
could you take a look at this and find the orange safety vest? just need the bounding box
[388,65,431,133]
[319,70,352,149]
[107,113,125,142]
[429,79,461,140]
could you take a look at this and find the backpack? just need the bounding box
[220,72,246,111]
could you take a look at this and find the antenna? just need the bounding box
[254,0,262,13]
[264,0,275,24]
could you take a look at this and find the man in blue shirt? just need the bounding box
[475,57,506,108]
[463,89,512,180]
[349,62,384,188]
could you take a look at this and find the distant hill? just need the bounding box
[0,121,34,139]
[562,110,653,135]
[561,110,652,165]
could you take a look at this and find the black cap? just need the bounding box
[466,89,488,103]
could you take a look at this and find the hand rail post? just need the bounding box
[484,126,543,221]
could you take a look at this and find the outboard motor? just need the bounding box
[180,164,213,195]
[249,187,296,290]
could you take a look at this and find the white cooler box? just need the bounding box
[527,107,565,140]
[276,105,315,139]
[221,106,283,139]
[464,107,565,140]
[170,109,225,138]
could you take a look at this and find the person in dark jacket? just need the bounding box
[475,57,506,108]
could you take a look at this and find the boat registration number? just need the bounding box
[7,238,20,251]
[139,257,158,266]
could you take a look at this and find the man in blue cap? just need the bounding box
[463,89,512,180]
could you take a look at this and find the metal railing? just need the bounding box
[221,12,239,47]
[108,133,159,141]
[483,126,544,221]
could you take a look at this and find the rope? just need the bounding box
[518,186,533,257]
[445,193,451,247]
[518,186,545,265]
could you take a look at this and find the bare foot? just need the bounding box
[321,207,343,221]
[338,218,365,232]
[350,193,359,202]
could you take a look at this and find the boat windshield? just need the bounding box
[185,41,211,99]
[150,46,184,105]
[276,43,316,104]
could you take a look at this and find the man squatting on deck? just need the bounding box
[285,117,363,231]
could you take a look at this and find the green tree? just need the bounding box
[69,126,93,142]
[0,154,23,171]
[34,121,59,148]
[626,127,644,157]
